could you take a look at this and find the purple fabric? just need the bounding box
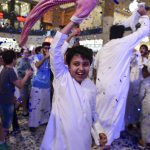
[20,0,74,46]
[20,0,97,46]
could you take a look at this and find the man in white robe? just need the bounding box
[40,1,107,150]
[95,6,150,145]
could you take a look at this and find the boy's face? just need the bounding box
[69,54,90,84]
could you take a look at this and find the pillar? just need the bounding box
[102,0,115,44]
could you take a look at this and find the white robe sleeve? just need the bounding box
[91,121,106,145]
[50,31,68,78]
[121,10,141,31]
[121,15,150,50]
[61,41,70,59]
[91,91,106,145]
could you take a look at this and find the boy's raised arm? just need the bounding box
[50,0,97,78]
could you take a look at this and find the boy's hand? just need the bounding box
[99,133,107,147]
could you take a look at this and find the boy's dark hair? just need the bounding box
[42,42,51,48]
[65,45,93,66]
[2,50,16,65]
[109,25,125,40]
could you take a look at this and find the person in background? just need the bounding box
[125,49,141,129]
[35,46,42,55]
[17,48,32,116]
[0,51,9,150]
[29,42,51,132]
[0,50,33,149]
[139,44,149,66]
[138,66,150,149]
[125,44,149,128]
[30,46,42,76]
[94,5,150,147]
[0,50,20,136]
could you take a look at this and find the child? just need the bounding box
[94,5,149,146]
[139,66,150,149]
[0,50,33,147]
[40,4,107,150]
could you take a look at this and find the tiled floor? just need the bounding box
[7,113,146,150]
[8,116,45,150]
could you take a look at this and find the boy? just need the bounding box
[29,42,51,132]
[40,2,107,150]
[0,50,33,148]
[94,5,150,146]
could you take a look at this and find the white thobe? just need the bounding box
[139,77,150,143]
[95,15,150,145]
[40,31,104,150]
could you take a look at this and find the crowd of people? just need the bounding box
[0,1,150,150]
[0,42,54,149]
